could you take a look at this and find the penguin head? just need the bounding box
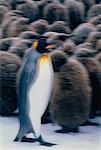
[33,37,56,53]
[50,50,67,72]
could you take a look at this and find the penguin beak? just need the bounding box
[45,44,56,50]
[45,38,57,52]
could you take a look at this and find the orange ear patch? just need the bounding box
[33,41,38,49]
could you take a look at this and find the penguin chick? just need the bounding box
[50,51,67,72]
[74,48,98,57]
[43,31,72,48]
[96,24,101,32]
[37,0,53,19]
[87,4,101,20]
[28,19,49,35]
[85,31,101,50]
[96,39,101,52]
[1,17,17,38]
[14,37,56,146]
[63,39,76,56]
[0,0,10,8]
[77,0,95,18]
[8,39,32,58]
[9,0,26,10]
[64,0,85,30]
[76,43,94,51]
[16,0,38,23]
[0,51,21,116]
[86,31,101,45]
[1,13,27,38]
[48,21,71,34]
[8,17,29,37]
[19,31,40,40]
[0,5,9,27]
[75,54,101,117]
[50,51,91,133]
[71,23,96,45]
[43,2,68,24]
[88,15,101,26]
[4,10,23,20]
[95,52,101,64]
[0,37,16,51]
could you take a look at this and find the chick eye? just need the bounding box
[33,41,38,49]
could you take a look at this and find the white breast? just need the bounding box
[28,57,54,138]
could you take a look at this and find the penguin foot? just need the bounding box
[38,135,57,147]
[21,136,37,143]
[14,137,19,142]
[81,120,99,126]
[14,136,37,143]
[40,142,57,147]
[55,126,79,133]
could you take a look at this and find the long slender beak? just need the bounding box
[45,44,56,49]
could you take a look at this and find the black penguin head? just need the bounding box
[33,37,56,53]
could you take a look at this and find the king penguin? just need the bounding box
[14,37,56,146]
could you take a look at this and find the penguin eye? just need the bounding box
[33,41,38,49]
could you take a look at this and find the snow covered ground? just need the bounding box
[0,116,101,150]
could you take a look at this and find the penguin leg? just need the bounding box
[55,125,79,133]
[14,125,33,142]
[14,127,37,143]
[14,127,25,142]
[37,135,57,147]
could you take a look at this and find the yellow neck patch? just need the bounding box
[33,41,38,49]
[39,54,51,67]
[40,54,49,61]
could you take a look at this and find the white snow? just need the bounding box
[0,116,101,150]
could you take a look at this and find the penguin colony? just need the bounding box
[0,0,101,146]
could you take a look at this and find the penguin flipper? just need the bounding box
[38,135,57,147]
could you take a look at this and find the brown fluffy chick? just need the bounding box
[0,51,21,116]
[95,52,101,64]
[50,50,91,133]
[75,53,101,117]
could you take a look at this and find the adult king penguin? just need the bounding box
[14,37,56,146]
